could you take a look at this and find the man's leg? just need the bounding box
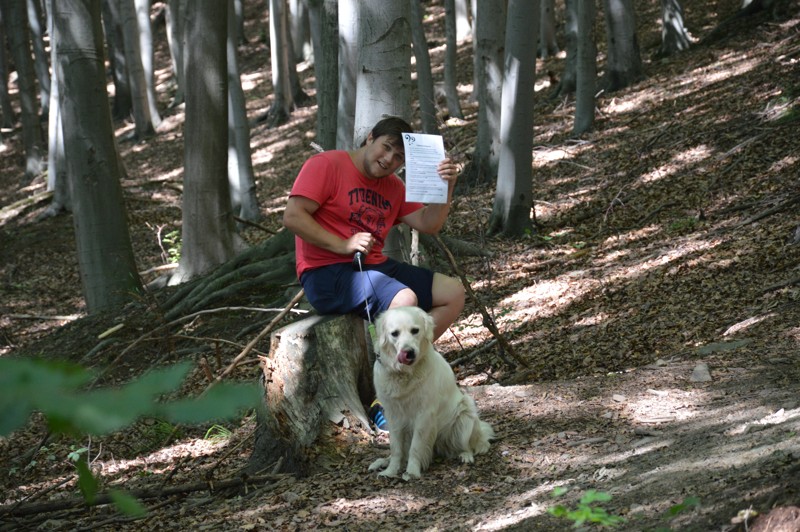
[429,273,465,340]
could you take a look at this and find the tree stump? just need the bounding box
[246,313,375,476]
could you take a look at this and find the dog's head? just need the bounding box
[374,306,435,368]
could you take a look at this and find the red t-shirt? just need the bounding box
[289,151,424,277]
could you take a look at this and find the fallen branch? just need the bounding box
[433,235,527,368]
[0,190,53,223]
[0,473,287,518]
[760,275,800,295]
[233,215,276,234]
[736,194,800,228]
[204,288,306,392]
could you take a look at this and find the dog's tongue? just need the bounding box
[398,350,414,365]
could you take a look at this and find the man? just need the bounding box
[283,116,465,430]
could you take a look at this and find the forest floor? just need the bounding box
[2,0,800,530]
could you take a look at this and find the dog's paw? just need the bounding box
[368,457,390,472]
[402,470,421,481]
[378,467,401,478]
[402,463,422,481]
[459,451,475,464]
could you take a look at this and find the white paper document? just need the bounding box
[402,132,448,204]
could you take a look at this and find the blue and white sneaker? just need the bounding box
[369,399,389,433]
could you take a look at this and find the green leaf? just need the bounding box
[580,489,612,504]
[162,383,260,425]
[109,489,147,517]
[667,496,700,516]
[75,460,99,504]
[0,399,33,436]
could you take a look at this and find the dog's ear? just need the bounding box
[373,312,386,353]
[421,308,435,344]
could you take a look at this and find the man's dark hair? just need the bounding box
[361,116,413,148]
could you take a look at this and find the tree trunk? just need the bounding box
[574,0,597,136]
[288,0,310,62]
[26,0,51,117]
[443,0,464,120]
[233,0,246,44]
[118,0,156,139]
[465,0,505,186]
[658,0,691,57]
[307,0,338,151]
[227,0,260,223]
[538,0,559,58]
[43,0,70,218]
[171,0,239,285]
[335,0,358,149]
[454,0,471,41]
[2,0,45,179]
[54,0,143,313]
[246,313,375,475]
[264,0,294,127]
[488,0,538,237]
[165,0,186,107]
[409,0,439,135]
[602,0,643,92]
[102,0,132,121]
[353,2,412,144]
[554,0,578,97]
[134,0,162,128]
[0,31,14,127]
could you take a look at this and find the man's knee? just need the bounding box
[435,274,465,306]
[389,288,418,308]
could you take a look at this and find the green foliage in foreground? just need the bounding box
[549,487,625,528]
[548,487,701,530]
[0,357,261,516]
[0,358,260,436]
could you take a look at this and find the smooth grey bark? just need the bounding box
[172,0,239,285]
[443,0,464,120]
[0,16,13,127]
[488,0,538,237]
[308,0,338,151]
[288,0,311,62]
[554,0,578,97]
[454,0,471,41]
[54,0,143,313]
[264,0,293,127]
[101,0,132,121]
[658,0,691,57]
[134,0,162,128]
[354,2,412,262]
[165,0,186,107]
[2,0,45,178]
[574,0,597,135]
[336,0,357,149]
[118,0,156,139]
[42,0,69,218]
[409,0,438,134]
[26,0,50,116]
[353,2,412,144]
[227,0,260,223]
[234,0,246,44]
[538,0,559,58]
[602,0,643,91]
[465,0,505,185]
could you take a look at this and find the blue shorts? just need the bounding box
[299,258,434,320]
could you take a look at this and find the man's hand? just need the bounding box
[345,232,375,256]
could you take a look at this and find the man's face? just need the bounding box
[362,134,405,179]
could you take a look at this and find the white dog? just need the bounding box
[368,306,495,480]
